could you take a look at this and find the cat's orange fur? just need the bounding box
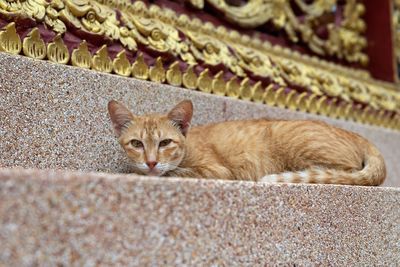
[108,99,386,186]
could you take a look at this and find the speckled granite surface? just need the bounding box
[0,52,399,186]
[0,168,399,266]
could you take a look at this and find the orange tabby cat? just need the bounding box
[108,100,386,186]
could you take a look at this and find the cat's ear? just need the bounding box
[108,100,134,136]
[168,100,193,136]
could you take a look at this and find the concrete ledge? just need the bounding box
[0,52,399,186]
[0,168,399,265]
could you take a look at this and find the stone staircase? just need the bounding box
[1,52,400,265]
[1,168,400,266]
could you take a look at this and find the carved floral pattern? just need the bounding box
[186,0,368,65]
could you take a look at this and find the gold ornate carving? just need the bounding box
[47,33,69,64]
[123,12,194,64]
[285,90,298,111]
[212,71,226,96]
[226,77,240,99]
[186,0,368,65]
[274,88,287,109]
[56,0,120,41]
[0,0,370,76]
[239,78,252,101]
[251,82,264,103]
[233,43,284,85]
[0,0,47,20]
[393,0,400,71]
[166,61,182,87]
[92,45,112,73]
[0,23,21,54]
[185,30,244,76]
[182,66,197,89]
[149,57,166,83]
[0,0,370,79]
[71,40,91,68]
[113,50,131,77]
[131,53,148,80]
[45,0,67,33]
[22,28,46,59]
[263,84,275,106]
[198,69,212,93]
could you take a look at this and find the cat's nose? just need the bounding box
[146,161,158,169]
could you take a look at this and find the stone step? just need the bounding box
[1,50,400,265]
[0,52,399,186]
[0,168,399,265]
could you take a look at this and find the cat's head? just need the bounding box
[108,99,193,176]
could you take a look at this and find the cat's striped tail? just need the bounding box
[260,143,386,186]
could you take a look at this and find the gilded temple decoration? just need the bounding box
[232,43,285,85]
[71,40,92,68]
[226,77,240,98]
[131,53,149,80]
[92,45,112,73]
[57,0,121,40]
[393,0,400,70]
[23,28,46,59]
[198,69,213,93]
[149,57,166,83]
[0,0,47,20]
[166,61,183,87]
[185,31,244,76]
[182,66,198,89]
[186,0,368,65]
[0,0,399,130]
[45,0,67,33]
[47,34,69,64]
[113,50,132,77]
[212,71,226,96]
[0,23,21,54]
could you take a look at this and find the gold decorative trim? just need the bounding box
[198,69,212,94]
[80,0,398,111]
[226,77,240,98]
[113,50,131,77]
[92,45,112,73]
[1,0,371,78]
[149,57,166,83]
[131,53,149,80]
[166,61,182,87]
[394,0,400,75]
[22,28,46,59]
[186,0,368,65]
[182,66,197,90]
[0,22,21,54]
[47,34,69,64]
[71,40,92,69]
[0,0,399,130]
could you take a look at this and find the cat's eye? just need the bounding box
[130,139,143,148]
[159,139,173,147]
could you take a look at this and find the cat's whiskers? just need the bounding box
[155,162,175,174]
[132,161,182,176]
[131,162,149,175]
